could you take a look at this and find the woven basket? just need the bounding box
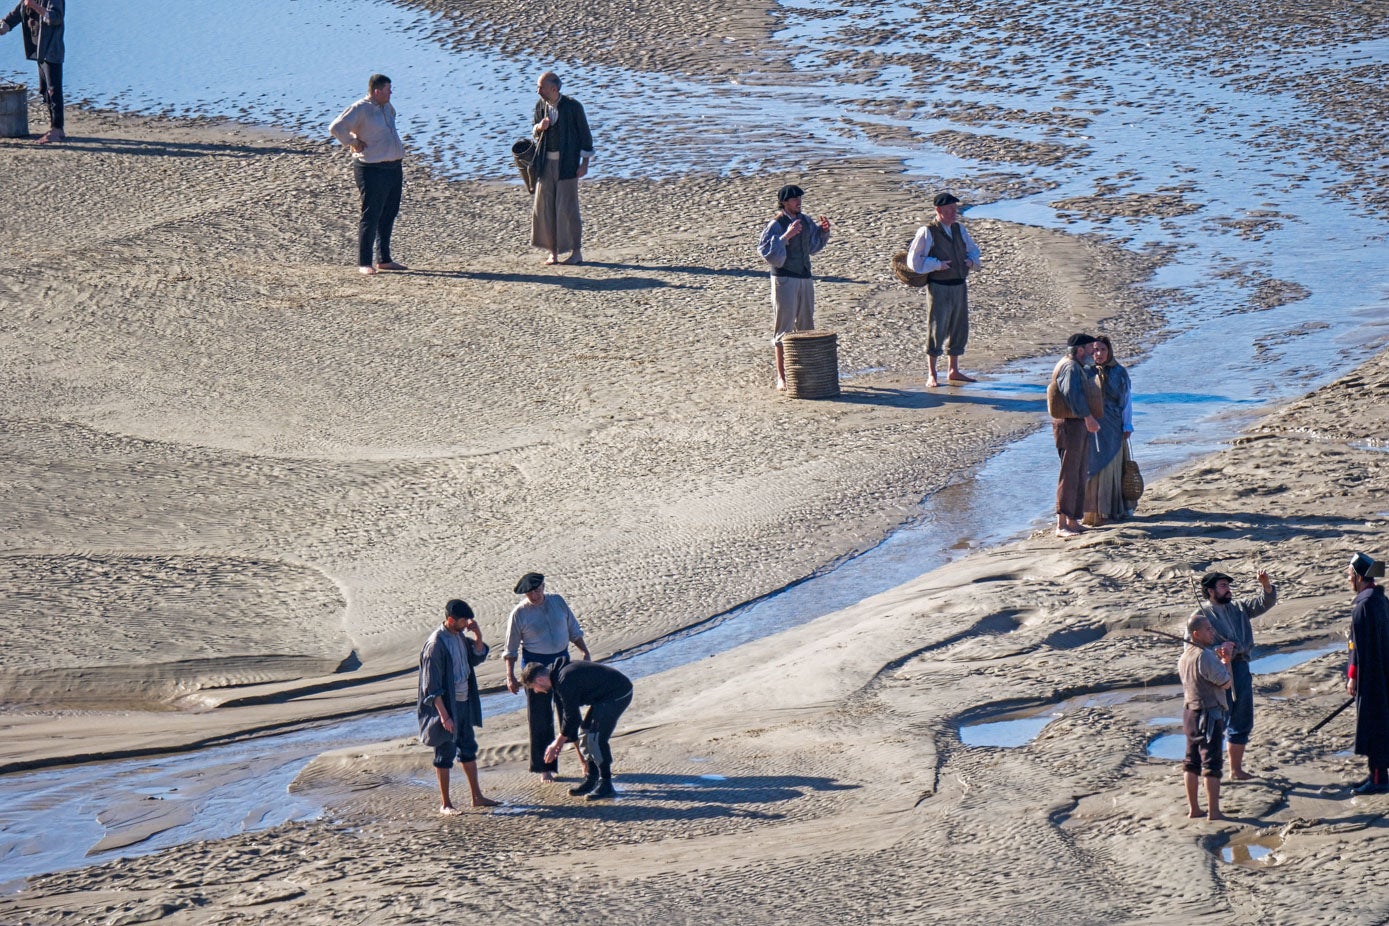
[783,330,840,399]
[891,250,931,287]
[1122,442,1144,504]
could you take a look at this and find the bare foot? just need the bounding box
[374,260,409,271]
[776,378,787,391]
[36,129,65,144]
[541,771,556,782]
[472,795,501,808]
[946,371,977,384]
[926,376,940,388]
[1055,528,1082,539]
[1207,811,1226,822]
[1231,769,1253,781]
[562,252,583,265]
[545,254,559,265]
[358,265,377,275]
[439,805,463,816]
[1187,808,1204,819]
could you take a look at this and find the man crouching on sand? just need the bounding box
[1179,615,1234,821]
[521,660,633,801]
[417,599,500,813]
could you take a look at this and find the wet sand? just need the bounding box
[0,104,1156,773]
[6,295,1388,925]
[3,0,1388,917]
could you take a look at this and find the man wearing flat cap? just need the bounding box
[1345,552,1389,794]
[504,572,592,780]
[417,599,499,813]
[757,184,832,391]
[1049,333,1101,538]
[1191,568,1277,780]
[907,192,982,387]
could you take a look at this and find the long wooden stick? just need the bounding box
[1307,697,1355,734]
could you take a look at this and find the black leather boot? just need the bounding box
[586,778,616,800]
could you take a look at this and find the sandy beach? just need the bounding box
[0,103,1158,773]
[2,0,1388,919]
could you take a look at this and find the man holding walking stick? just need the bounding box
[1345,552,1389,794]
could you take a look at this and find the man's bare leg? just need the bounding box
[1205,776,1224,821]
[1184,771,1203,818]
[436,767,461,814]
[946,357,976,383]
[1228,743,1252,780]
[926,354,940,388]
[460,760,499,808]
[774,343,787,391]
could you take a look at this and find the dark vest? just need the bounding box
[926,222,969,284]
[772,213,813,279]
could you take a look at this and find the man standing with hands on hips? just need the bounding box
[1193,569,1278,780]
[330,74,409,275]
[504,572,592,781]
[908,192,981,388]
[758,184,832,391]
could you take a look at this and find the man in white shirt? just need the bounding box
[329,74,409,275]
[907,193,981,387]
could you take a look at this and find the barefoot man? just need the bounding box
[417,599,500,813]
[1194,569,1277,779]
[1180,614,1234,821]
[907,192,981,387]
[757,184,832,391]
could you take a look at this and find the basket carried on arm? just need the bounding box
[891,250,931,287]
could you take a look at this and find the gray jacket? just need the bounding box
[2,0,64,64]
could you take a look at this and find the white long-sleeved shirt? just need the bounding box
[906,223,981,274]
[329,97,405,164]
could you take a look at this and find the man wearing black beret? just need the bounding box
[907,192,982,387]
[757,184,833,391]
[504,572,592,780]
[416,599,500,813]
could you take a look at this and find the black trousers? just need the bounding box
[581,689,632,780]
[352,159,402,267]
[523,650,568,773]
[38,60,62,131]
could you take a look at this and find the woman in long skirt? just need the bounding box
[1082,335,1133,526]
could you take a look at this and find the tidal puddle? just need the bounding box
[1219,838,1280,866]
[1147,734,1187,762]
[959,689,1168,749]
[1249,643,1343,676]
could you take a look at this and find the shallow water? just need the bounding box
[1,0,1388,891]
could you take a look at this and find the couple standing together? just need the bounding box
[329,70,592,274]
[1050,333,1134,538]
[416,572,633,813]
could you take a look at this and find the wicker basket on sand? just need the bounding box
[890,250,931,287]
[783,330,840,399]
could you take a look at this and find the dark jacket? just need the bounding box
[532,94,593,181]
[2,0,63,64]
[551,661,633,740]
[417,627,488,747]
[1350,584,1389,766]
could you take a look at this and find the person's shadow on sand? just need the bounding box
[517,773,857,822]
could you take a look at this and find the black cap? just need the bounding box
[1351,553,1385,579]
[933,192,960,207]
[777,184,804,204]
[1201,572,1233,591]
[515,572,545,594]
[1067,333,1097,348]
[445,599,473,621]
